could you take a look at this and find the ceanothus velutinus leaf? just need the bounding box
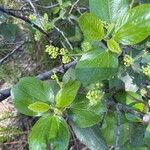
[75,48,118,85]
[78,12,104,41]
[29,115,70,150]
[11,77,54,116]
[89,0,130,23]
[113,4,150,45]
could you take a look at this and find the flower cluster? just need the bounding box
[60,48,71,64]
[123,54,133,67]
[45,45,59,59]
[45,45,71,64]
[86,83,103,105]
[143,65,150,77]
[81,42,92,51]
[34,31,42,42]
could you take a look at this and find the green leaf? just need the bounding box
[131,102,145,112]
[56,80,80,108]
[71,122,107,150]
[75,48,118,85]
[28,102,50,113]
[52,117,70,150]
[29,115,59,150]
[89,0,129,23]
[107,38,121,54]
[113,4,150,45]
[62,68,76,83]
[29,115,70,150]
[125,113,142,122]
[115,91,143,105]
[145,124,150,148]
[69,98,107,128]
[11,77,54,116]
[78,13,104,41]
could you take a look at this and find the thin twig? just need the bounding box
[54,26,73,50]
[0,42,25,65]
[0,60,77,101]
[69,0,80,14]
[36,3,59,9]
[26,0,37,13]
[115,103,121,150]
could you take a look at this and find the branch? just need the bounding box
[0,60,77,102]
[0,41,25,65]
[0,7,50,40]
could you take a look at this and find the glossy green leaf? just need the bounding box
[75,48,118,85]
[131,102,145,112]
[29,115,59,150]
[56,80,80,108]
[52,117,70,150]
[145,124,150,148]
[29,115,70,150]
[28,102,50,113]
[113,4,150,45]
[115,91,143,105]
[89,0,129,23]
[11,77,54,116]
[69,98,107,128]
[78,13,104,41]
[107,38,121,54]
[125,113,142,122]
[71,122,107,150]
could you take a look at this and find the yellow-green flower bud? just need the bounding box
[60,48,67,55]
[123,54,133,67]
[34,31,42,42]
[81,42,92,51]
[62,55,71,64]
[45,45,59,59]
[143,65,150,77]
[86,89,103,105]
